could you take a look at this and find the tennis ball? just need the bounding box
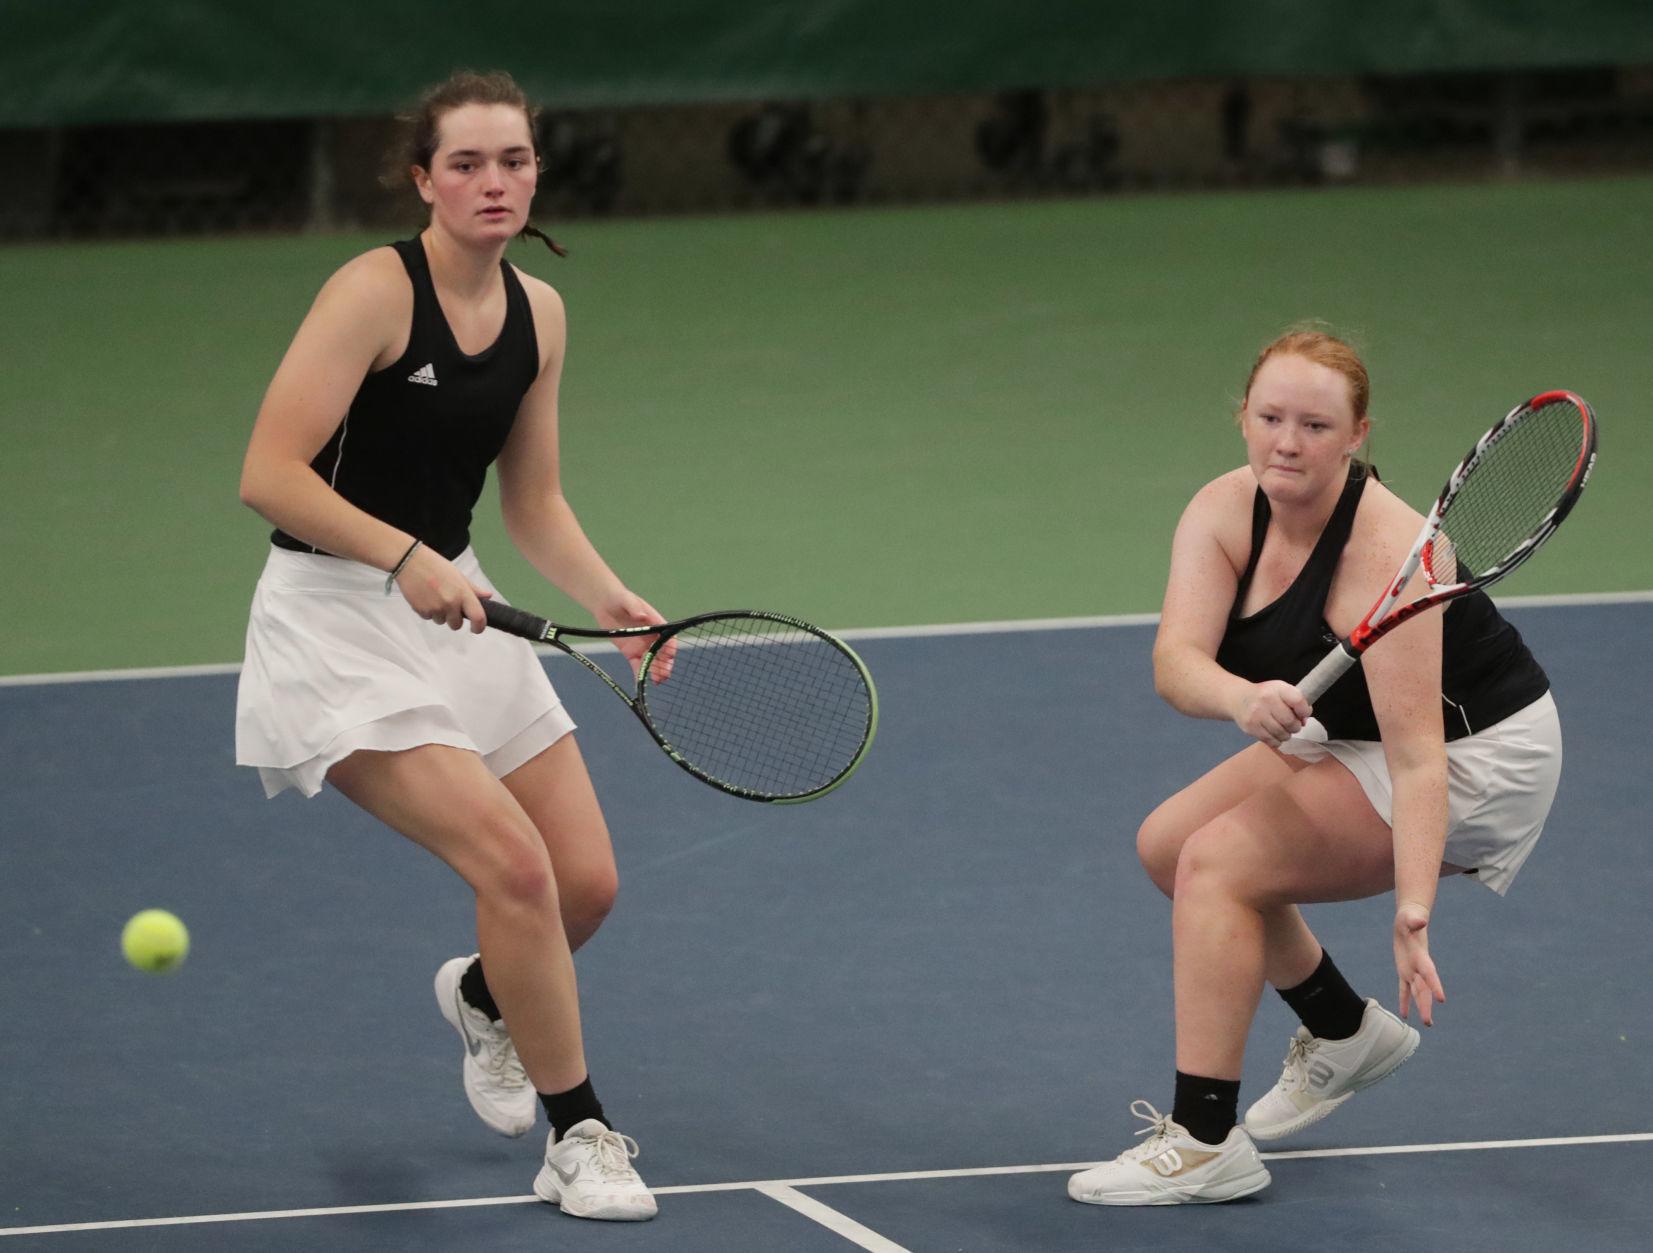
[121,909,190,973]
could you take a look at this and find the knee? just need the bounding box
[474,820,558,914]
[561,864,619,942]
[1171,818,1249,903]
[1136,810,1182,897]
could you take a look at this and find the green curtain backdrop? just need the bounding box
[7,1,1653,126]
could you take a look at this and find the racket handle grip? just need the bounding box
[483,599,552,642]
[1297,645,1358,706]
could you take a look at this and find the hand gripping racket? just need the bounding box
[483,601,878,803]
[1298,389,1598,703]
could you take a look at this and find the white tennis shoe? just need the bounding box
[434,955,536,1138]
[1243,997,1420,1142]
[535,1119,658,1221]
[1067,1100,1270,1206]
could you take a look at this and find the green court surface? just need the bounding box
[2,176,1649,676]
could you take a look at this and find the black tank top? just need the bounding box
[272,236,540,560]
[1215,467,1549,741]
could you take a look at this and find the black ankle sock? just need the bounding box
[1277,948,1367,1041]
[540,1076,608,1140]
[1171,1071,1240,1145]
[459,955,503,1022]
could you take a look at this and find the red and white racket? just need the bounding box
[1299,390,1597,703]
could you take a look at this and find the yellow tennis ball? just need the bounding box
[121,909,190,974]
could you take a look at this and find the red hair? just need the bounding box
[1242,328,1369,420]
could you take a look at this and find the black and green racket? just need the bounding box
[484,601,878,803]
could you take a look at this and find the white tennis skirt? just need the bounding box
[1279,691,1561,895]
[235,545,574,799]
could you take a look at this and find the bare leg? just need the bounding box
[1170,758,1397,1080]
[1261,905,1323,991]
[503,735,618,954]
[329,743,589,1094]
[1138,743,1327,995]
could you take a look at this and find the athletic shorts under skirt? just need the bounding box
[235,545,574,799]
[1277,691,1561,896]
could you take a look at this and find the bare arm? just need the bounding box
[1153,473,1311,741]
[1369,608,1450,1026]
[1339,494,1450,1023]
[495,276,666,664]
[239,249,415,572]
[239,249,492,631]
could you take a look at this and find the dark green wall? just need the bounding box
[7,2,1653,125]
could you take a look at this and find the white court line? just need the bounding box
[756,1184,912,1252]
[5,1131,1651,1239]
[3,591,1650,689]
[833,613,1163,640]
[0,1196,541,1239]
[0,661,244,687]
[1262,1131,1653,1159]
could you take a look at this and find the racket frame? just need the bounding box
[482,601,879,803]
[1298,389,1597,703]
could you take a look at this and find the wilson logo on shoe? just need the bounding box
[1307,1060,1337,1090]
[1147,1147,1220,1177]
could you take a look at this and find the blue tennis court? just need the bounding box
[2,601,1650,1251]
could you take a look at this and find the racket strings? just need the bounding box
[639,617,873,798]
[1435,399,1588,582]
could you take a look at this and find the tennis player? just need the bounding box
[235,70,658,1221]
[1068,328,1563,1205]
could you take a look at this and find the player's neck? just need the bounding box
[421,225,506,300]
[1267,479,1345,545]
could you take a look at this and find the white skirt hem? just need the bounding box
[235,546,574,800]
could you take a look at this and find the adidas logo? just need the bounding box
[407,363,438,387]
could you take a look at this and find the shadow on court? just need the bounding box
[1,605,1650,1250]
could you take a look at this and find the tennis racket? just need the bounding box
[1298,389,1597,703]
[483,601,878,803]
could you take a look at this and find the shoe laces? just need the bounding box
[1117,1099,1180,1162]
[584,1127,643,1181]
[468,1010,530,1088]
[481,1038,529,1088]
[1277,1032,1319,1092]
